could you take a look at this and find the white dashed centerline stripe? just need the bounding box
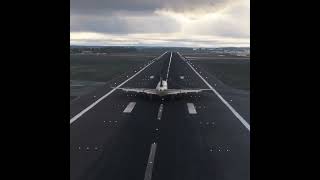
[187,103,197,114]
[166,52,173,80]
[123,102,136,113]
[157,104,164,120]
[178,52,250,131]
[144,143,157,180]
[70,52,168,124]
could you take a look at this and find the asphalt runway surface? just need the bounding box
[70,52,250,180]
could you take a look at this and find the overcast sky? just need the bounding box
[70,0,250,47]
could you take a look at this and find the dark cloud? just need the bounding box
[71,13,180,34]
[71,0,230,14]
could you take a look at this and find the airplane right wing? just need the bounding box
[165,88,211,95]
[112,87,158,95]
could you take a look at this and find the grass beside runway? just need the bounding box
[70,53,156,100]
[70,96,77,101]
[192,58,250,91]
[70,54,155,82]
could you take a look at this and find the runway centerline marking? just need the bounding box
[178,52,250,131]
[166,52,173,80]
[157,104,164,120]
[70,52,167,124]
[144,143,157,180]
[187,103,197,114]
[123,102,136,113]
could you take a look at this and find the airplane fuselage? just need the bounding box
[155,80,169,96]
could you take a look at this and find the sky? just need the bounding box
[70,0,250,47]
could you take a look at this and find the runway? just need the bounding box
[70,52,250,180]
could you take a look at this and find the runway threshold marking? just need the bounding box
[165,52,173,80]
[123,102,136,113]
[187,103,197,114]
[144,143,157,180]
[70,52,168,124]
[178,52,250,131]
[157,104,164,120]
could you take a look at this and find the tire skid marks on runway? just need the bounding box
[70,51,168,124]
[177,52,250,131]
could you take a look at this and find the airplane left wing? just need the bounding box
[112,87,158,95]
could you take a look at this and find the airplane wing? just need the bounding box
[113,87,158,95]
[165,88,211,95]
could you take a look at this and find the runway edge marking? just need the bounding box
[177,52,250,131]
[70,52,168,124]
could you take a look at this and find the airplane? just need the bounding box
[112,77,210,97]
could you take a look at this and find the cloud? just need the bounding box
[71,0,232,14]
[71,13,180,34]
[70,0,250,47]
